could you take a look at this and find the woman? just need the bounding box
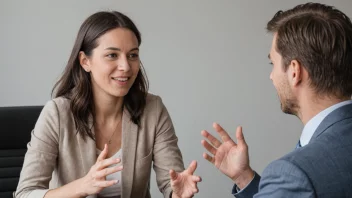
[15,11,201,198]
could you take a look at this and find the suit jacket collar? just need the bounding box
[310,103,352,142]
[121,108,138,198]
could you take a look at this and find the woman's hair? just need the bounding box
[52,11,149,140]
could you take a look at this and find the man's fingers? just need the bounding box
[202,152,214,164]
[201,140,217,155]
[213,123,233,143]
[201,130,222,148]
[236,126,247,147]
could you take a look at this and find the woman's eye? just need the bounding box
[107,53,117,58]
[128,53,139,60]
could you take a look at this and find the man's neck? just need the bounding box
[298,93,350,125]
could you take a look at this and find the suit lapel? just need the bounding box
[76,115,97,197]
[310,103,352,142]
[121,109,138,198]
[76,114,96,172]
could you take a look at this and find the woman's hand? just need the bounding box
[170,161,202,198]
[79,144,123,197]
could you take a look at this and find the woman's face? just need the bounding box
[80,27,140,99]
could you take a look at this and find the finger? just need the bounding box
[169,169,178,181]
[201,140,217,155]
[202,152,214,164]
[192,175,202,182]
[97,144,108,162]
[201,130,222,148]
[187,160,197,175]
[95,165,123,179]
[213,123,233,143]
[97,158,121,170]
[236,126,247,147]
[188,177,199,188]
[94,180,118,188]
[193,186,199,193]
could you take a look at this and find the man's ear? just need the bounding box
[288,59,302,87]
[79,51,91,72]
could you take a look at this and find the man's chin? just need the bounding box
[281,105,297,116]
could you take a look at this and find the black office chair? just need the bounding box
[0,106,43,198]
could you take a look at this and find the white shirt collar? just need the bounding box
[300,100,352,147]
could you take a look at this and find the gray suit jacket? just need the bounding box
[15,94,184,198]
[234,103,352,198]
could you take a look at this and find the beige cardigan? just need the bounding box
[15,94,185,198]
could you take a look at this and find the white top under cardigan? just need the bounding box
[96,148,122,198]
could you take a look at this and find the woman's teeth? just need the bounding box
[113,77,128,82]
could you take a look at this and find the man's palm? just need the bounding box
[201,123,250,181]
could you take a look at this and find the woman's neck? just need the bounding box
[93,92,124,125]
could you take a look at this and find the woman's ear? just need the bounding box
[79,51,91,72]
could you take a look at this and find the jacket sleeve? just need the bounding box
[15,100,60,198]
[152,96,185,198]
[252,159,315,198]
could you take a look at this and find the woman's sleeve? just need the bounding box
[152,96,185,198]
[15,100,60,198]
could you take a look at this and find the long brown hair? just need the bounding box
[52,11,149,140]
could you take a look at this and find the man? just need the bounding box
[201,3,352,197]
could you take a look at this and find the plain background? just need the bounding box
[1,0,351,197]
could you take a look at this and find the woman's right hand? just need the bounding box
[79,144,123,197]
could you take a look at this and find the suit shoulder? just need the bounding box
[263,158,306,177]
[258,158,315,197]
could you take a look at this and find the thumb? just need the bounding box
[236,126,247,147]
[169,169,178,181]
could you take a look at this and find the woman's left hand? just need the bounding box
[170,161,202,198]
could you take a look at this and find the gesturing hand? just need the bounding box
[79,144,123,196]
[170,161,202,198]
[201,123,254,188]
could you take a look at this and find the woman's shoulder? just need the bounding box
[143,93,169,116]
[146,93,160,103]
[42,96,71,114]
[145,93,164,109]
[51,96,71,108]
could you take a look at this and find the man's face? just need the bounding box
[269,34,299,115]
